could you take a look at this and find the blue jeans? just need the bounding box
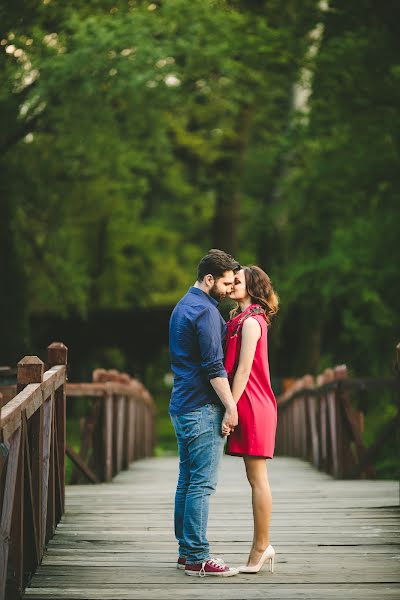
[171,403,225,564]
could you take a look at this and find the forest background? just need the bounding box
[1,0,399,475]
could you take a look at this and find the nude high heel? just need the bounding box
[238,545,275,573]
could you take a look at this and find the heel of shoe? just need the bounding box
[239,545,275,574]
[269,555,274,573]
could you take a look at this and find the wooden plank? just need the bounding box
[327,391,339,476]
[125,397,135,466]
[23,583,397,597]
[102,395,113,482]
[46,394,56,543]
[24,585,400,600]
[66,447,100,484]
[23,414,40,573]
[135,402,143,459]
[47,343,68,373]
[41,397,53,546]
[0,427,21,600]
[319,395,328,470]
[55,384,66,516]
[41,545,400,557]
[9,418,25,596]
[0,367,66,441]
[307,395,319,467]
[17,357,44,393]
[53,402,64,523]
[0,385,16,406]
[66,384,107,398]
[349,409,400,479]
[67,383,155,409]
[70,400,101,485]
[30,405,44,556]
[23,456,400,600]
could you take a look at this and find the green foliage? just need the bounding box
[272,0,400,376]
[1,1,399,476]
[141,347,176,455]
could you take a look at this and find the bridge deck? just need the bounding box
[25,456,399,599]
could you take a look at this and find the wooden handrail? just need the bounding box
[0,342,68,600]
[0,349,156,599]
[275,343,400,479]
[66,369,156,484]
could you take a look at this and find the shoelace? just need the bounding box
[199,557,226,577]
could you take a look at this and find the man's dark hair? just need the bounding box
[197,249,240,282]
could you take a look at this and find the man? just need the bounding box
[169,249,240,577]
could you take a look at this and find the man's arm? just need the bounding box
[210,377,238,432]
[196,308,238,432]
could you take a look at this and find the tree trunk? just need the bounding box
[212,191,240,256]
[0,169,30,364]
[212,104,253,257]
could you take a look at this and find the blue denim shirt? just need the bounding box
[169,287,227,416]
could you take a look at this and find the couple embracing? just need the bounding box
[169,249,279,577]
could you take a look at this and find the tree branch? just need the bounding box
[0,113,42,156]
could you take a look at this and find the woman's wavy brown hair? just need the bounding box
[231,265,279,325]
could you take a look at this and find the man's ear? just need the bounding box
[204,274,214,288]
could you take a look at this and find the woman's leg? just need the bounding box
[243,456,272,566]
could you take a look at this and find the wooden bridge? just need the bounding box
[1,343,399,599]
[24,456,400,599]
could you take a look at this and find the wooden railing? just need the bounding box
[275,344,400,479]
[66,369,155,484]
[0,346,156,599]
[0,343,68,600]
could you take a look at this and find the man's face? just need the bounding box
[209,270,235,301]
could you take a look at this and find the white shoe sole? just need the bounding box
[185,568,239,577]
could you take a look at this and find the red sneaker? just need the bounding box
[185,557,239,577]
[177,556,186,570]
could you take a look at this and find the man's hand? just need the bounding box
[209,376,237,436]
[221,405,238,437]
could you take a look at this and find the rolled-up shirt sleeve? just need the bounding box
[195,307,227,380]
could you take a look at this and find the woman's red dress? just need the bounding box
[225,304,277,459]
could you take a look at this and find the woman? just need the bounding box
[222,265,279,573]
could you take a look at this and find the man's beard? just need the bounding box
[209,283,225,302]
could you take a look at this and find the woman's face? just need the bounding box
[229,269,249,301]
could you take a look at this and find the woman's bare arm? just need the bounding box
[231,317,261,403]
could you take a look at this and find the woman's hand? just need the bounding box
[221,422,235,436]
[221,404,238,437]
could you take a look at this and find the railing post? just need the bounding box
[135,400,141,459]
[283,402,289,456]
[11,356,44,597]
[139,399,144,459]
[302,375,312,461]
[65,368,154,483]
[293,393,299,457]
[145,400,152,457]
[336,364,374,478]
[303,375,318,462]
[317,369,337,475]
[47,343,68,521]
[127,396,135,464]
[103,388,113,483]
[16,356,44,394]
[115,389,125,474]
[0,427,22,600]
[334,365,358,478]
[325,368,340,476]
[26,366,45,563]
